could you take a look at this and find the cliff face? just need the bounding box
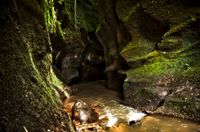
[117,0,200,121]
[0,0,70,131]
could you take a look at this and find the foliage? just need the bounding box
[44,0,57,33]
[43,0,98,37]
[43,0,65,39]
[62,0,98,31]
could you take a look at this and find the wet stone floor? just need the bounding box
[63,81,200,132]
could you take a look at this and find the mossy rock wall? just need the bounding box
[0,0,71,131]
[118,0,200,121]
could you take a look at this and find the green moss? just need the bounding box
[121,39,155,62]
[56,21,64,39]
[60,0,98,31]
[43,0,65,37]
[44,0,57,33]
[49,66,63,88]
[63,28,80,40]
[74,0,77,30]
[23,41,59,105]
[121,41,138,53]
[63,0,73,22]
[164,97,199,116]
[120,21,158,62]
[78,2,98,31]
[116,0,140,22]
[123,32,200,82]
[68,116,76,132]
[58,0,63,4]
[125,51,200,82]
[121,4,140,22]
[126,57,171,80]
[163,17,197,38]
[147,51,160,58]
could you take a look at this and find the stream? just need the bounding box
[63,80,200,132]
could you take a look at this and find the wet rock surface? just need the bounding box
[63,81,146,131]
[119,0,200,121]
[71,100,99,124]
[63,81,200,132]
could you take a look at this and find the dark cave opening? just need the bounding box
[50,27,129,100]
[50,30,106,85]
[48,0,133,101]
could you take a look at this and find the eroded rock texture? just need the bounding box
[118,0,200,121]
[0,0,71,131]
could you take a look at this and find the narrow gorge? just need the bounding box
[0,0,200,131]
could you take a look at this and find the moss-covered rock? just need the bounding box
[121,0,200,121]
[155,95,200,121]
[0,0,72,131]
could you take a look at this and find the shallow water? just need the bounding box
[109,115,200,132]
[65,81,200,132]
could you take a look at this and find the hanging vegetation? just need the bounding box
[44,0,57,33]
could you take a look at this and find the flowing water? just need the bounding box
[63,80,200,132]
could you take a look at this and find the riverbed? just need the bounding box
[63,80,200,132]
